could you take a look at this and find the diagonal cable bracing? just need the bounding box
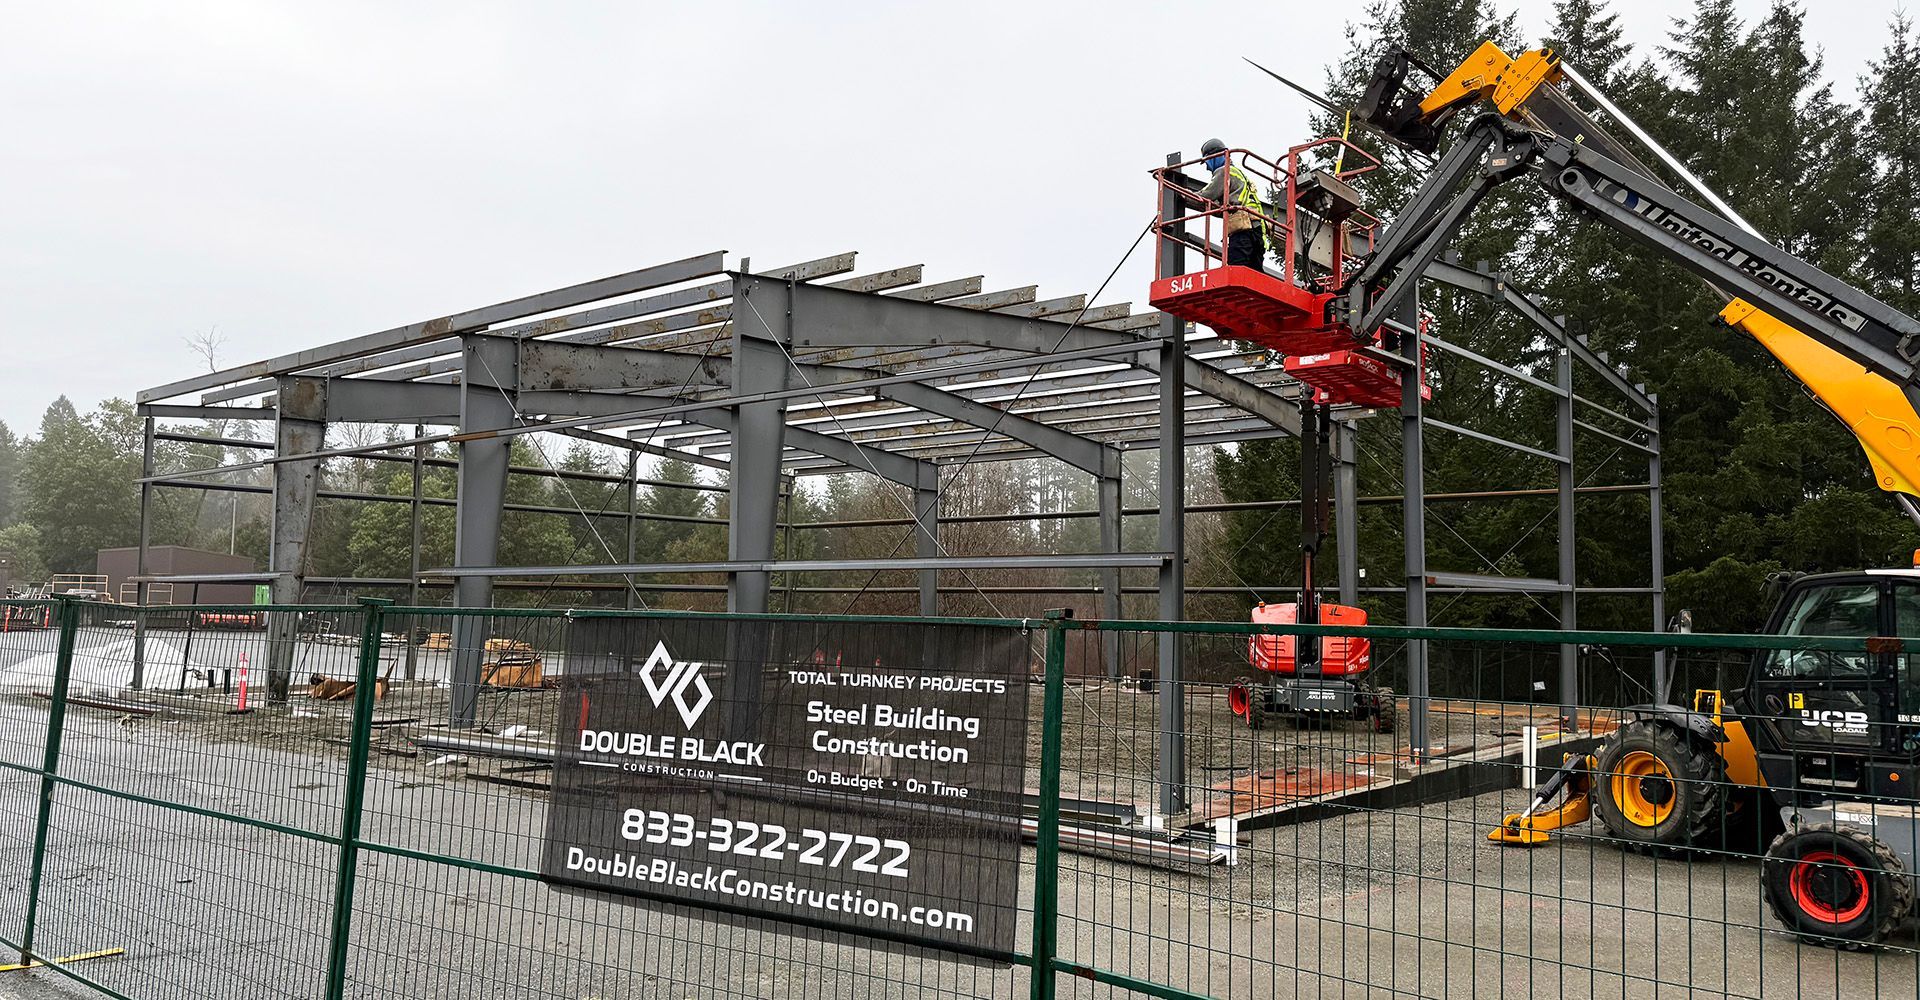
[770,216,1163,618]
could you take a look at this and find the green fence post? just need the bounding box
[1029,610,1069,1000]
[324,598,390,1000]
[19,596,82,965]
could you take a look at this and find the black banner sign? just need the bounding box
[539,617,1032,957]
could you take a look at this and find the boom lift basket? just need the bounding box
[1148,139,1432,409]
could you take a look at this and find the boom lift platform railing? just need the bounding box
[1149,138,1431,411]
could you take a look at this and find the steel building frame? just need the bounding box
[132,157,1663,813]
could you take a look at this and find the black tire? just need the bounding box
[1372,687,1398,734]
[1229,681,1264,730]
[1763,823,1914,949]
[1591,720,1729,852]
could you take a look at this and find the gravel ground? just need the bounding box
[0,628,1915,998]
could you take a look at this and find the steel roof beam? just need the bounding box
[675,408,927,488]
[888,276,986,301]
[372,256,888,387]
[731,275,1296,434]
[764,399,1245,456]
[789,359,1117,476]
[150,250,726,404]
[516,340,730,392]
[195,252,860,404]
[139,403,277,420]
[324,379,463,424]
[553,426,731,471]
[765,409,1265,469]
[659,353,1294,453]
[410,263,931,372]
[767,356,1290,441]
[742,273,1137,355]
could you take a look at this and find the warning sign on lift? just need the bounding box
[540,617,1031,958]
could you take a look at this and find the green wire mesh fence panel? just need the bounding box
[1038,624,1920,999]
[335,608,1039,999]
[0,600,60,951]
[20,602,368,998]
[12,603,1920,1000]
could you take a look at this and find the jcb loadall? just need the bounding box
[1336,41,1920,948]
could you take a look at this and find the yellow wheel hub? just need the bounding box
[1610,750,1676,828]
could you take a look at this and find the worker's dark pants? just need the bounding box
[1227,228,1265,268]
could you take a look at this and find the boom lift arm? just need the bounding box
[1345,45,1920,507]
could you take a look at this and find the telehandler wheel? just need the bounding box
[1763,823,1914,949]
[1592,720,1728,852]
[1372,687,1397,734]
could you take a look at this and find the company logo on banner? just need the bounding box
[639,641,713,729]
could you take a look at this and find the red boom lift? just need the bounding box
[1149,138,1418,731]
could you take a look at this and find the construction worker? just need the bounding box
[1196,138,1265,267]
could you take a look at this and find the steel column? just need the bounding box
[1557,346,1578,732]
[728,280,792,614]
[449,337,517,728]
[1649,400,1668,699]
[780,485,797,613]
[1398,299,1430,758]
[1157,152,1188,815]
[1334,420,1359,606]
[405,425,424,681]
[724,277,792,745]
[131,416,155,689]
[1097,473,1123,677]
[625,450,640,611]
[267,377,326,703]
[915,464,940,616]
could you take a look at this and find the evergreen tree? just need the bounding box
[347,458,456,581]
[0,523,48,588]
[634,456,720,563]
[1212,439,1301,602]
[19,397,141,574]
[1863,13,1920,314]
[0,422,17,528]
[1545,0,1628,87]
[498,439,580,570]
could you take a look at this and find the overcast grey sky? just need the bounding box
[0,1,1903,433]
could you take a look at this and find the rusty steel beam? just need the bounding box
[164,250,728,404]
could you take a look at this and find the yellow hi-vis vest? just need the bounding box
[1225,164,1261,235]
